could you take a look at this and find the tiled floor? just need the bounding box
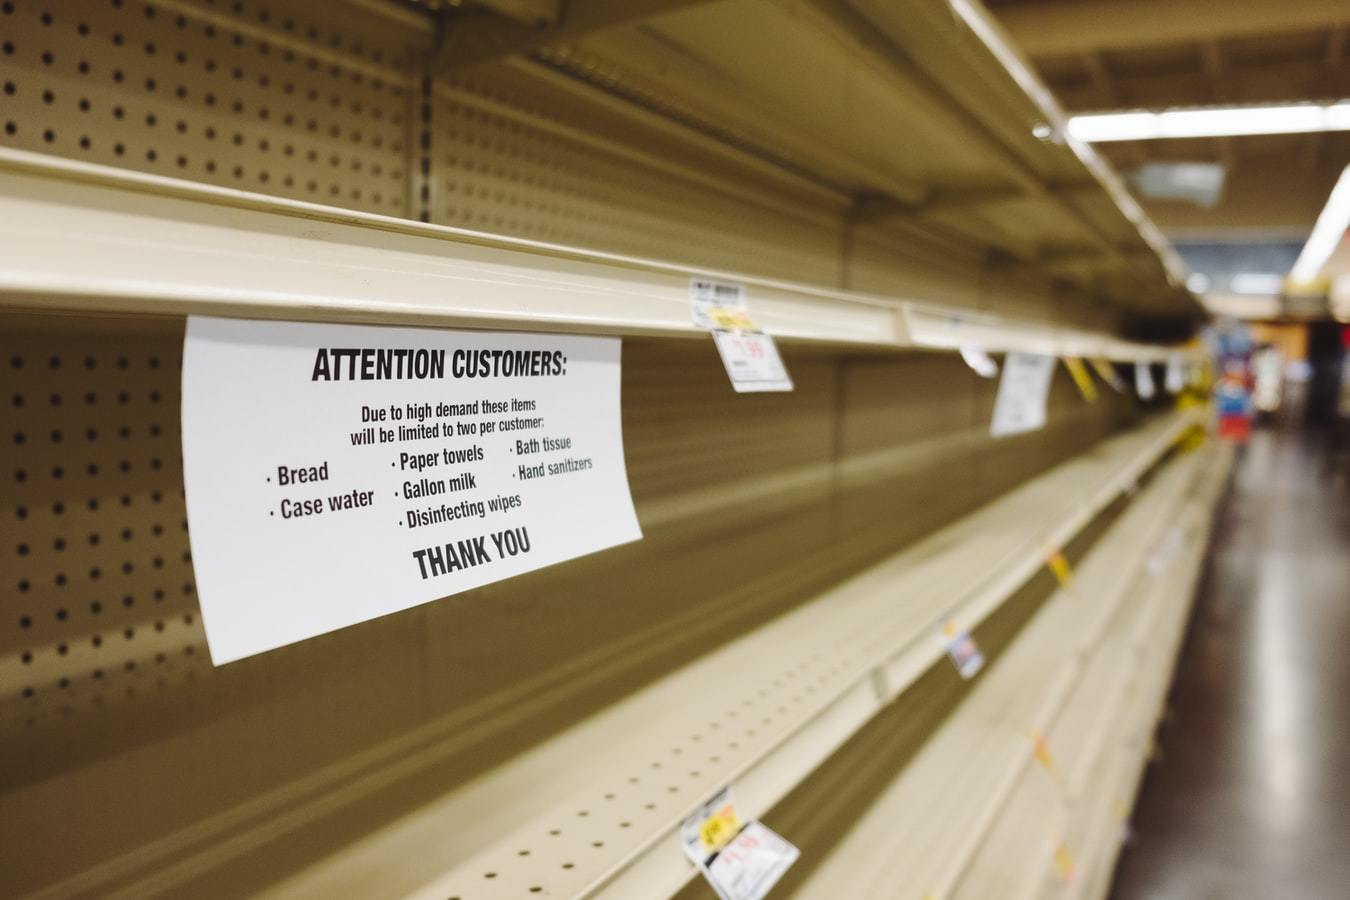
[1110,426,1350,900]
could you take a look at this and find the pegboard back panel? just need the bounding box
[0,315,207,742]
[433,69,848,288]
[0,311,1140,897]
[0,0,427,215]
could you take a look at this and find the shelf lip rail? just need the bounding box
[899,305,1193,363]
[0,148,1191,361]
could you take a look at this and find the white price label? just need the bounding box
[703,821,800,900]
[939,624,985,679]
[681,789,799,900]
[712,330,794,393]
[1164,354,1185,393]
[181,317,642,664]
[990,352,1056,437]
[690,278,748,330]
[960,345,999,378]
[1135,361,1157,399]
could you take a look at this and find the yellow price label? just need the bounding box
[709,307,757,331]
[698,803,743,853]
[1046,551,1072,587]
[1062,357,1098,403]
[1054,841,1075,883]
[1088,356,1124,391]
[1030,730,1056,773]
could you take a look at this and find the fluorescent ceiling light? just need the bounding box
[1186,273,1211,293]
[1289,164,1350,284]
[1229,273,1284,295]
[1067,102,1350,142]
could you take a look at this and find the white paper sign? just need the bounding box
[1135,361,1157,399]
[960,345,1000,378]
[990,352,1056,437]
[681,788,799,900]
[712,330,794,393]
[181,317,642,664]
[1164,355,1185,394]
[690,278,747,330]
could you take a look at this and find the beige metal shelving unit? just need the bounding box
[0,1,1224,898]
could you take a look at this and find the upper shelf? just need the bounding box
[0,149,1192,362]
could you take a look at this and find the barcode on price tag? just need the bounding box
[712,330,794,393]
[681,788,799,900]
[690,278,748,329]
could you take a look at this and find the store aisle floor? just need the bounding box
[1110,425,1350,900]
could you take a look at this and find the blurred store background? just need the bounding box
[985,2,1350,897]
[988,0,1350,429]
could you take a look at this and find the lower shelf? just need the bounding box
[779,436,1228,899]
[19,411,1203,900]
[947,444,1232,900]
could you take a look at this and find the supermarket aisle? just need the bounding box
[1110,426,1350,899]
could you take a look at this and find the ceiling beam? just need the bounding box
[1329,27,1347,67]
[434,0,718,71]
[998,0,1350,57]
[1197,41,1238,166]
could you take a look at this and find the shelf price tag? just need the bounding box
[690,278,748,330]
[710,320,794,393]
[1134,361,1157,399]
[1165,354,1185,393]
[1062,356,1098,403]
[990,352,1056,437]
[1046,550,1072,587]
[1089,357,1127,393]
[960,345,999,378]
[1053,840,1075,884]
[937,617,984,679]
[1030,731,1057,772]
[682,788,799,900]
[691,278,793,393]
